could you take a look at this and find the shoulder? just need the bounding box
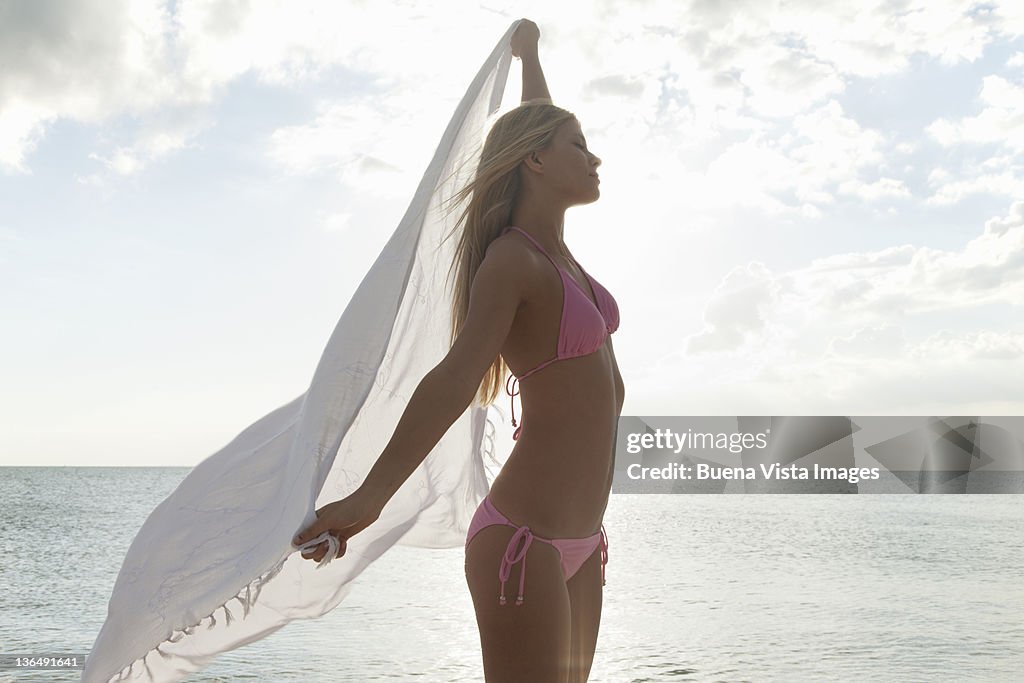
[485,229,526,256]
[474,231,540,307]
[482,231,541,277]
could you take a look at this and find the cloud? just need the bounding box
[674,98,893,214]
[785,100,888,188]
[838,177,911,201]
[0,0,504,176]
[914,329,1024,360]
[925,170,1024,205]
[0,100,52,173]
[926,75,1024,151]
[984,200,1024,236]
[587,74,646,98]
[264,96,445,197]
[0,0,177,173]
[319,211,353,233]
[686,262,780,352]
[682,200,1024,359]
[739,45,845,118]
[827,323,908,357]
[679,0,999,79]
[3,0,1019,203]
[88,112,210,175]
[921,74,1024,204]
[635,201,1024,413]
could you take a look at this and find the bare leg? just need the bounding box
[565,545,604,682]
[465,525,571,682]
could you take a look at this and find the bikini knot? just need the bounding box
[497,526,533,607]
[600,524,609,586]
[505,374,522,441]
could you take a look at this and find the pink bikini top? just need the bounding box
[500,225,620,440]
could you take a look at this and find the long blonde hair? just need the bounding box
[441,100,576,408]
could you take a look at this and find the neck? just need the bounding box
[506,214,567,256]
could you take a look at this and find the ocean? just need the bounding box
[2,467,1022,682]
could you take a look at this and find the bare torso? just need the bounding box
[487,231,621,539]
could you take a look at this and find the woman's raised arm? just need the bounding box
[512,19,551,104]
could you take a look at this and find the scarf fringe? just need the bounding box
[108,554,289,682]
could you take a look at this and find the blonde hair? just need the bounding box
[441,100,576,407]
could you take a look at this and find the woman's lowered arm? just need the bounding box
[290,240,524,561]
[294,240,531,561]
[355,240,530,513]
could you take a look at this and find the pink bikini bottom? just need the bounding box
[465,494,608,606]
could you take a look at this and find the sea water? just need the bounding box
[1,467,1021,682]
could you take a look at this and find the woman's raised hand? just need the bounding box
[511,19,540,58]
[292,491,382,563]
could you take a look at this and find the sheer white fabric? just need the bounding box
[81,20,523,683]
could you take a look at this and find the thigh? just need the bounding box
[465,524,571,683]
[565,544,604,683]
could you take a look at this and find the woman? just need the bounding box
[293,19,623,682]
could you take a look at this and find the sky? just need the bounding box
[2,0,1023,466]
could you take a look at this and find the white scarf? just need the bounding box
[81,19,523,682]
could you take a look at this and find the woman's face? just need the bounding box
[534,118,602,204]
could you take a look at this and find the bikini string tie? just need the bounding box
[600,524,609,587]
[505,374,523,441]
[498,525,533,606]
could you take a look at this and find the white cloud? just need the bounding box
[320,211,353,233]
[0,100,53,173]
[810,203,1024,312]
[684,198,1019,352]
[926,75,1024,151]
[925,167,1024,205]
[89,120,202,175]
[3,0,1013,181]
[914,329,1024,360]
[837,199,1020,310]
[701,142,797,212]
[984,200,1024,236]
[680,0,997,80]
[786,100,887,185]
[0,0,505,176]
[9,0,1024,456]
[657,201,1024,412]
[739,44,845,118]
[990,3,1024,40]
[266,102,371,176]
[838,177,911,200]
[916,75,1024,204]
[682,99,894,214]
[591,94,898,226]
[827,323,908,357]
[686,262,780,352]
[0,0,178,174]
[264,97,445,198]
